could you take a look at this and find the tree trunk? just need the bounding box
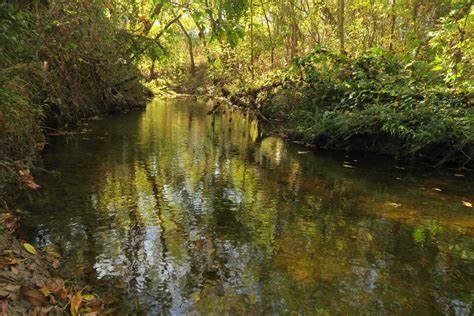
[412,0,420,38]
[289,0,298,60]
[250,0,255,77]
[389,0,397,50]
[261,0,274,68]
[338,0,345,53]
[177,20,196,76]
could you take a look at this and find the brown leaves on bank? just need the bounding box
[18,168,40,190]
[0,213,18,232]
[14,161,40,190]
[0,219,106,315]
[0,256,17,269]
[20,287,47,307]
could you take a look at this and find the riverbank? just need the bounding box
[223,48,473,169]
[0,2,152,202]
[0,210,111,315]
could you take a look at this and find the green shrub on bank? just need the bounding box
[256,47,473,165]
[0,2,150,197]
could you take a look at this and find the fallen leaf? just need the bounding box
[462,201,473,208]
[45,279,64,295]
[58,287,68,300]
[47,256,60,269]
[0,256,16,268]
[23,243,37,255]
[18,169,40,190]
[44,246,61,258]
[433,188,442,192]
[39,287,51,297]
[1,300,8,315]
[1,287,18,299]
[10,267,19,275]
[0,213,18,232]
[82,294,95,301]
[70,292,82,316]
[20,287,47,307]
[343,164,355,169]
[385,202,402,208]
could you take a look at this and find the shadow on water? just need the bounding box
[16,98,474,314]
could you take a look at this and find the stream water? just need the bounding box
[17,98,474,315]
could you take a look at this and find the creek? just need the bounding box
[16,98,474,314]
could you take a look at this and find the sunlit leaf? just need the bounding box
[39,287,51,297]
[462,201,473,208]
[44,245,61,258]
[23,243,37,255]
[413,228,426,244]
[83,294,96,301]
[70,292,82,316]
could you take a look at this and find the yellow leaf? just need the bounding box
[462,201,473,208]
[70,292,82,316]
[44,245,61,258]
[82,294,95,301]
[39,287,51,297]
[23,243,37,255]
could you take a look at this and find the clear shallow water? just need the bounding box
[17,98,474,315]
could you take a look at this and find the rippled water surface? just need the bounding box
[17,99,474,314]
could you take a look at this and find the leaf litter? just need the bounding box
[0,208,111,315]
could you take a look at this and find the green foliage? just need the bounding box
[0,2,150,195]
[0,4,43,190]
[257,47,472,163]
[428,1,473,87]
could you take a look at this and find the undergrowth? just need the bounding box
[0,2,151,199]
[243,47,473,166]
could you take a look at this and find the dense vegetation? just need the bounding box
[0,1,151,197]
[134,0,473,166]
[242,48,473,166]
[1,0,473,196]
[0,1,473,313]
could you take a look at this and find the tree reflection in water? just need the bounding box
[17,99,474,315]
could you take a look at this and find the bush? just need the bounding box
[0,2,150,198]
[256,47,473,165]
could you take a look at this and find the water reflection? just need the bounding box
[18,99,474,314]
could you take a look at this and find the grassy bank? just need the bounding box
[225,47,473,168]
[0,2,151,200]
